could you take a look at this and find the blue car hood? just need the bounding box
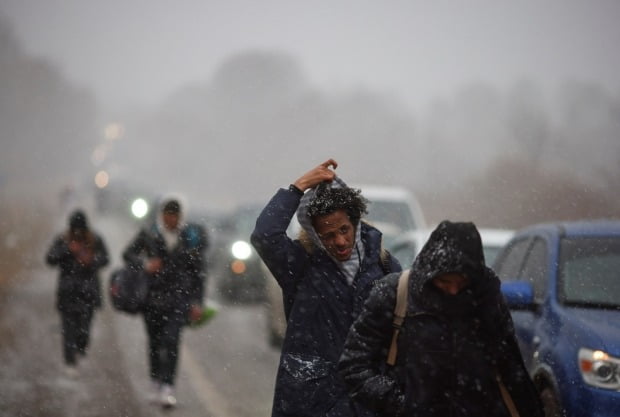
[563,307,620,356]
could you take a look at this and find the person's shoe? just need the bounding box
[64,365,79,379]
[159,384,177,409]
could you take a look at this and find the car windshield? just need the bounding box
[366,200,416,233]
[559,236,620,309]
[483,246,502,266]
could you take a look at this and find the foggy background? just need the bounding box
[1,0,619,234]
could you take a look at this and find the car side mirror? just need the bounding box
[501,281,535,310]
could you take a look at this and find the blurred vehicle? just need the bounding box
[480,228,515,265]
[495,220,620,417]
[388,227,513,268]
[214,204,267,303]
[264,184,426,347]
[352,184,426,247]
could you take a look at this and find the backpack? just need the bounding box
[108,266,149,314]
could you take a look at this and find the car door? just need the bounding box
[494,236,538,367]
[512,237,549,370]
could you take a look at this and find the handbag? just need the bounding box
[109,266,149,314]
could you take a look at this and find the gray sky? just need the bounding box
[2,0,620,113]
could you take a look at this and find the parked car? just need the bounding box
[263,184,426,347]
[495,220,620,417]
[389,227,513,268]
[214,204,267,303]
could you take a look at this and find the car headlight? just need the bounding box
[579,348,620,390]
[131,198,149,219]
[231,240,252,260]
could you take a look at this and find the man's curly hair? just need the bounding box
[306,187,368,226]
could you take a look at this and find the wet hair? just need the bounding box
[306,186,368,226]
[162,199,181,214]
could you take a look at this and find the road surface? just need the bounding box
[0,214,280,417]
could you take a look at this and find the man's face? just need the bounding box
[431,273,471,295]
[163,211,180,231]
[313,209,356,261]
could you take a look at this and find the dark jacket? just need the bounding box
[251,188,401,417]
[46,231,109,313]
[338,221,545,417]
[122,222,207,313]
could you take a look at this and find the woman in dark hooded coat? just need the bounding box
[46,209,109,374]
[338,220,544,417]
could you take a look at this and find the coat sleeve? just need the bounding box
[495,295,545,417]
[250,188,308,296]
[45,236,71,266]
[338,274,406,416]
[122,229,150,270]
[91,234,110,271]
[181,224,208,305]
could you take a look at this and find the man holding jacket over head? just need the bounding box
[251,159,402,417]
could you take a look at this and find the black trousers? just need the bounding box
[143,306,186,385]
[60,309,94,365]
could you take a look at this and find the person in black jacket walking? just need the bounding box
[338,220,545,417]
[122,196,207,408]
[46,209,109,377]
[251,159,401,417]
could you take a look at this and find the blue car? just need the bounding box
[494,220,620,417]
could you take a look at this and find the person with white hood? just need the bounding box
[251,159,402,417]
[122,196,207,408]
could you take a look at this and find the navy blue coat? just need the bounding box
[251,188,401,417]
[122,222,207,313]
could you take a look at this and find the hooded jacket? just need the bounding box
[122,197,207,312]
[251,183,401,417]
[338,220,545,417]
[46,216,109,313]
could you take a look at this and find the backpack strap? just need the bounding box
[386,269,410,366]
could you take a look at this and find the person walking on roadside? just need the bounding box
[251,159,402,417]
[338,220,545,417]
[122,196,207,409]
[45,209,109,378]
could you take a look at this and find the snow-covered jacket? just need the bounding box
[46,231,109,313]
[122,221,207,313]
[338,220,545,417]
[251,187,401,417]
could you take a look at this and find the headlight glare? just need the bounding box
[231,240,252,260]
[579,348,620,390]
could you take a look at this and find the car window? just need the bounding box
[391,240,418,267]
[559,236,620,308]
[366,200,416,233]
[494,238,532,280]
[519,238,547,303]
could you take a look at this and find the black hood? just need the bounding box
[409,220,486,299]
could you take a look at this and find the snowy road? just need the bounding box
[0,214,279,417]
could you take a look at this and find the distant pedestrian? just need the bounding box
[251,159,401,417]
[122,196,207,409]
[338,220,545,417]
[45,209,109,377]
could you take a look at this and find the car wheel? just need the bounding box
[540,386,563,417]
